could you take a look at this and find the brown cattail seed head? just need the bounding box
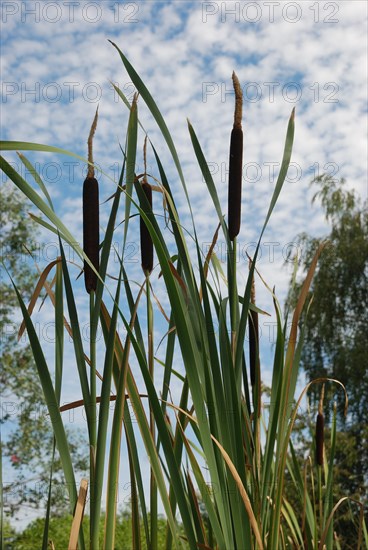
[315,412,324,466]
[228,71,243,241]
[140,181,153,275]
[83,176,99,293]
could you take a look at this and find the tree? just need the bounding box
[285,175,368,526]
[0,183,87,518]
[12,511,169,549]
[286,175,367,421]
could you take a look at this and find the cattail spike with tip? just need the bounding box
[83,107,100,293]
[228,71,243,241]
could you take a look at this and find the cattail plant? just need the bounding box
[83,108,99,293]
[228,71,243,241]
[315,385,325,466]
[228,72,244,357]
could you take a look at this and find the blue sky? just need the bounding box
[1,0,367,528]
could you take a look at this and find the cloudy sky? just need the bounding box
[1,0,367,527]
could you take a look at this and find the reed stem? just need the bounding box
[147,277,157,550]
[89,290,97,547]
[230,238,238,362]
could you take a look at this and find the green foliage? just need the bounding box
[11,511,169,549]
[286,175,368,493]
[285,176,368,546]
[1,518,16,549]
[288,402,366,548]
[0,184,88,517]
[286,175,368,424]
[0,183,50,513]
[1,47,365,549]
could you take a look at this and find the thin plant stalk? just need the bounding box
[89,289,98,546]
[147,277,157,550]
[43,260,64,549]
[229,237,238,361]
[317,463,323,542]
[316,385,325,542]
[91,273,122,549]
[89,290,97,450]
[249,266,261,490]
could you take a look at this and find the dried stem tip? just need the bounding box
[87,106,99,178]
[232,71,243,130]
[140,181,154,275]
[318,384,325,415]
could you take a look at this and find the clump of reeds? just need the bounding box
[228,71,243,241]
[83,108,100,293]
[5,42,364,550]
